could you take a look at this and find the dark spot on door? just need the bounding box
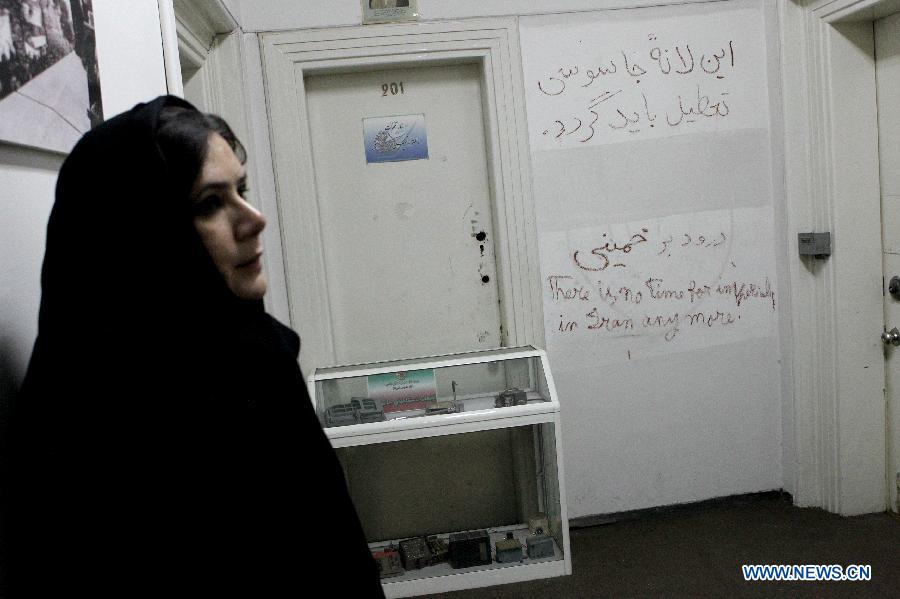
[481,275,490,284]
[475,231,487,242]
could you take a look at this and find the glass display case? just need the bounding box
[307,346,571,598]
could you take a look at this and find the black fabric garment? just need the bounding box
[3,96,384,597]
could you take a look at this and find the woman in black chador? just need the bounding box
[4,96,384,597]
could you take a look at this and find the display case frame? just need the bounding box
[307,346,571,597]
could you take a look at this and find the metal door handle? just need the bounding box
[882,327,900,346]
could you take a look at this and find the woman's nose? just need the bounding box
[235,198,266,240]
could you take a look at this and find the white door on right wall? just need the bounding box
[876,10,900,514]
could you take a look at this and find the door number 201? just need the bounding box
[381,82,404,96]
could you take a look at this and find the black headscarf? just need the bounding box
[3,96,384,597]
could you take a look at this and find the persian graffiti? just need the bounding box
[521,9,769,149]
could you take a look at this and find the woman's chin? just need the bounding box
[230,275,267,301]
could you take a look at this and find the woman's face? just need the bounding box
[191,132,267,300]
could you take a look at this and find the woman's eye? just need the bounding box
[238,185,250,199]
[193,195,223,217]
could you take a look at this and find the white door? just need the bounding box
[877,11,900,514]
[303,63,502,365]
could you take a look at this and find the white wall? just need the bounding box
[220,0,242,23]
[0,0,168,402]
[0,149,61,399]
[233,0,791,518]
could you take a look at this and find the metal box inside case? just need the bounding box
[495,532,523,563]
[351,396,385,423]
[399,536,431,570]
[448,530,492,568]
[528,512,549,535]
[495,388,527,408]
[372,545,404,578]
[425,535,449,564]
[526,534,555,559]
[324,403,357,427]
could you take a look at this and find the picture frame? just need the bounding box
[0,0,103,154]
[361,0,419,25]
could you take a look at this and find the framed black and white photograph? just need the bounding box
[362,0,419,25]
[0,0,103,154]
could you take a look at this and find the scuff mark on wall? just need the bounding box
[394,202,413,220]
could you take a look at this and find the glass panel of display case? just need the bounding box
[311,348,552,430]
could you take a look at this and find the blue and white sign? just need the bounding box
[363,114,428,163]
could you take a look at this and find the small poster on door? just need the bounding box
[367,369,436,414]
[364,113,428,163]
[361,0,420,24]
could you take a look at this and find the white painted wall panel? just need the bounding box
[0,150,61,392]
[877,11,900,514]
[877,13,900,197]
[826,21,886,515]
[221,0,242,23]
[93,0,168,117]
[521,0,784,518]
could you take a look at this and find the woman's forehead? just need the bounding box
[196,133,245,189]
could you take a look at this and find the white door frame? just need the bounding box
[781,0,898,515]
[158,0,239,97]
[259,19,543,372]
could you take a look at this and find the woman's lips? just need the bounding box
[236,253,262,269]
